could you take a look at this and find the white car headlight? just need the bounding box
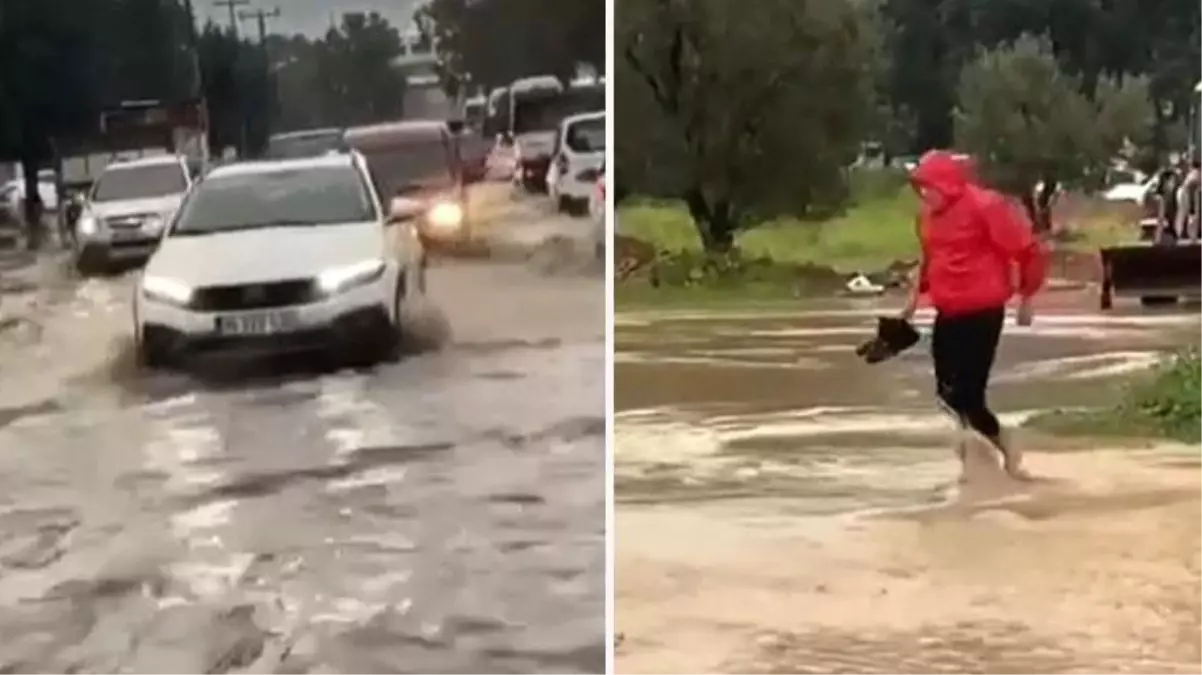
[142,275,193,306]
[143,214,164,232]
[77,215,98,236]
[427,201,464,231]
[317,259,386,294]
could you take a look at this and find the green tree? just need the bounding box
[0,0,101,247]
[954,35,1153,232]
[313,12,407,127]
[198,23,246,155]
[414,0,602,96]
[619,0,874,252]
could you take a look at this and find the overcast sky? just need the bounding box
[194,0,421,38]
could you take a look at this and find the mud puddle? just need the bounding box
[615,298,1200,673]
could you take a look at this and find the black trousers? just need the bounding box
[931,306,1005,445]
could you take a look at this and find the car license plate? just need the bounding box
[110,228,144,241]
[215,311,299,336]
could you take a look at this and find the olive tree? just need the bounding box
[618,0,874,252]
[953,34,1153,232]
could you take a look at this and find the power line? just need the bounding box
[213,0,250,39]
[237,6,280,44]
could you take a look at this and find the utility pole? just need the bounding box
[238,6,279,44]
[237,6,281,155]
[213,0,249,39]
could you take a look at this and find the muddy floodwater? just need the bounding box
[0,194,605,674]
[615,293,1201,674]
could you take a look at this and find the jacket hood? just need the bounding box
[911,150,973,209]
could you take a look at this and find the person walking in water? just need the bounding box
[900,150,1048,479]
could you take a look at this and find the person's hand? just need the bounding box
[1016,298,1034,326]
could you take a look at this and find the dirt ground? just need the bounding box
[614,301,1200,675]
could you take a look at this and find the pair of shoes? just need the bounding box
[855,316,920,365]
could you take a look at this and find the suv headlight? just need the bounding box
[142,275,193,306]
[317,259,385,294]
[426,201,464,231]
[77,215,99,236]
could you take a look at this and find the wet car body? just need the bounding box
[133,152,427,368]
[343,120,471,250]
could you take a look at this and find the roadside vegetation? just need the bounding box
[614,0,1198,307]
[1028,348,1202,444]
[1,0,598,248]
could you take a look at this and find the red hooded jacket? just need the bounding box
[911,151,1047,316]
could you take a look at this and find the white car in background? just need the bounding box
[1102,176,1156,204]
[74,155,194,272]
[547,111,605,216]
[133,152,426,369]
[0,171,58,223]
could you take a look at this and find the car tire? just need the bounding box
[135,326,172,370]
[75,246,108,277]
[564,197,588,217]
[1139,295,1177,307]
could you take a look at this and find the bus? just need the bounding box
[485,76,605,192]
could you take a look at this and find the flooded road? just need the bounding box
[615,294,1200,673]
[0,200,605,673]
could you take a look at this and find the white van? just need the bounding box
[546,111,605,215]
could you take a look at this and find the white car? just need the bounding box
[133,152,427,369]
[1103,177,1156,204]
[75,155,194,271]
[547,111,605,215]
[0,171,58,223]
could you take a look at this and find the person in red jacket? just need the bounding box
[900,150,1048,479]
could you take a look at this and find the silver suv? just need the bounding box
[74,155,196,273]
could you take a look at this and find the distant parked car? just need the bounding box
[73,155,193,273]
[547,111,605,216]
[0,172,58,225]
[1103,176,1156,204]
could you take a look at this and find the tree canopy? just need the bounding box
[617,0,1200,252]
[954,35,1154,231]
[414,0,604,95]
[618,0,875,251]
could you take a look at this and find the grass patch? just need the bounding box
[620,185,921,274]
[1026,348,1201,444]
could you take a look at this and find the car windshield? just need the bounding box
[566,117,605,153]
[357,140,452,197]
[263,131,344,160]
[513,86,605,135]
[93,164,188,202]
[171,165,376,235]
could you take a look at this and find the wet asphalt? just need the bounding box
[0,201,605,673]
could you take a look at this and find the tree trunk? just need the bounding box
[1034,178,1057,234]
[20,155,43,251]
[684,187,735,254]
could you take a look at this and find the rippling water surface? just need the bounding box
[0,250,605,673]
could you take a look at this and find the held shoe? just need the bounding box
[855,316,920,364]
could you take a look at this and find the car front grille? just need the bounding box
[190,279,317,311]
[104,213,155,229]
